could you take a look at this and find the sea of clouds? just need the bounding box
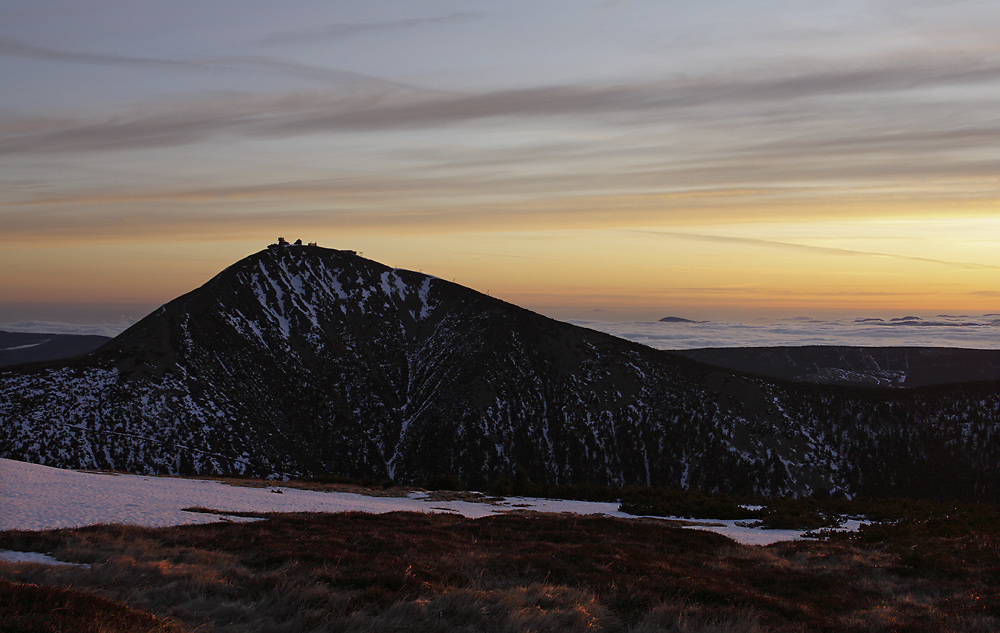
[0,321,129,338]
[3,314,999,350]
[573,314,1000,350]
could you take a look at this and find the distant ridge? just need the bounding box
[673,346,1000,388]
[0,331,110,368]
[2,244,1000,501]
[658,316,706,323]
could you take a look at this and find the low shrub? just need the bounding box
[0,579,187,633]
[619,486,759,520]
[5,492,1000,632]
[425,471,465,491]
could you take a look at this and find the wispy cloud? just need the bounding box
[204,55,432,90]
[260,58,1000,134]
[636,230,1000,272]
[257,12,484,45]
[0,38,434,92]
[3,53,1000,154]
[453,251,559,262]
[3,48,1000,240]
[0,38,205,70]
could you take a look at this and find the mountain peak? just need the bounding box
[103,244,448,379]
[3,248,1000,502]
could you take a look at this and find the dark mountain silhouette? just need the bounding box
[0,331,111,368]
[2,245,1000,501]
[674,346,1000,388]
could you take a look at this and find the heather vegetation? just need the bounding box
[618,485,1000,534]
[2,507,1000,633]
[0,579,185,633]
[426,469,1000,534]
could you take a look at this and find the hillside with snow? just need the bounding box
[2,244,1000,501]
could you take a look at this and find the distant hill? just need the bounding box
[673,346,1000,388]
[658,316,704,323]
[0,331,110,368]
[2,245,1000,501]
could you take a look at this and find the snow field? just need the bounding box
[1,458,832,548]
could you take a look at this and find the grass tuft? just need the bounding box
[0,579,187,633]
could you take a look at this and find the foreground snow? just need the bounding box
[0,549,88,566]
[1,458,825,546]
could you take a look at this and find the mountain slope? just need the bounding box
[2,245,1000,500]
[0,331,111,368]
[674,346,1000,387]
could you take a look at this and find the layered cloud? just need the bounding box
[4,53,1000,150]
[3,1,1000,316]
[580,315,1000,350]
[635,230,1000,272]
[0,38,204,70]
[3,51,1000,238]
[257,13,484,45]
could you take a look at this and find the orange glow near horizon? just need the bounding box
[4,211,997,323]
[5,2,1000,325]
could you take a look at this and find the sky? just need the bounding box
[2,0,1000,325]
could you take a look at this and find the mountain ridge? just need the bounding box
[673,346,1000,388]
[2,245,1000,501]
[0,331,111,368]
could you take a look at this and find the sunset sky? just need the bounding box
[3,0,1000,325]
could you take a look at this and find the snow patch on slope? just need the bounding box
[0,458,822,546]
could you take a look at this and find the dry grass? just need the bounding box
[0,579,187,633]
[2,512,999,632]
